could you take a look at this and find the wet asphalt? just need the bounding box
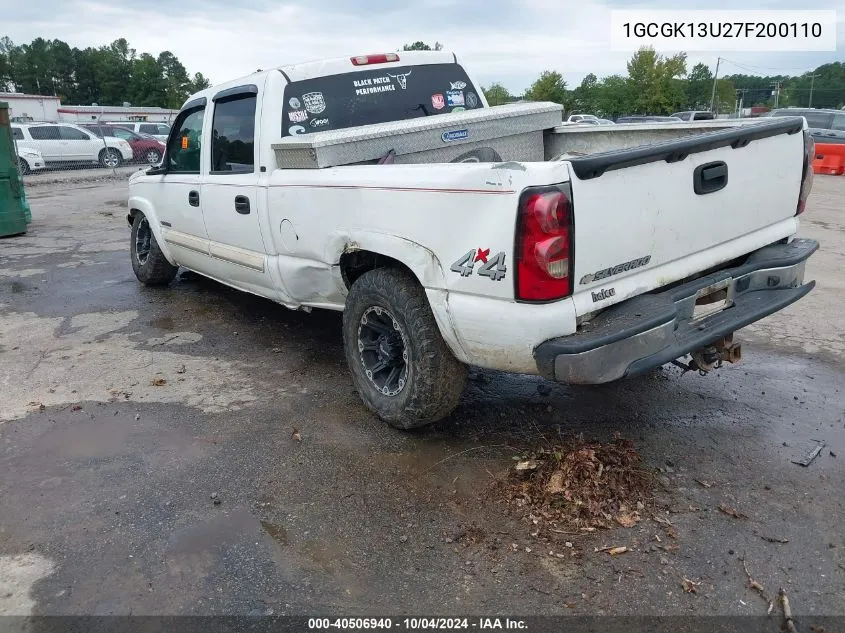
[0,178,843,619]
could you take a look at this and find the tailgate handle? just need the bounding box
[693,161,728,195]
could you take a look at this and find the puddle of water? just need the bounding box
[260,521,289,546]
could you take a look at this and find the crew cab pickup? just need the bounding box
[127,50,818,429]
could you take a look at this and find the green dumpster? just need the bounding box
[0,101,32,237]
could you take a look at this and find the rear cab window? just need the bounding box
[281,63,482,136]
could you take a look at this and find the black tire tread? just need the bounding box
[131,213,178,286]
[343,268,466,429]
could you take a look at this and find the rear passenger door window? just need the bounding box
[210,94,257,174]
[25,126,63,161]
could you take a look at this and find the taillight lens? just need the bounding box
[797,130,814,216]
[515,185,573,301]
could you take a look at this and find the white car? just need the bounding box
[13,144,46,175]
[126,51,818,429]
[11,122,133,168]
[106,121,171,142]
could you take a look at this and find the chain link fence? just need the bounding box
[10,114,168,183]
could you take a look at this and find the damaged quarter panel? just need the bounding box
[265,160,576,369]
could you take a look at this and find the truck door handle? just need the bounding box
[693,161,728,195]
[234,195,250,215]
[188,190,200,207]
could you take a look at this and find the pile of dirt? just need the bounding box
[498,434,656,532]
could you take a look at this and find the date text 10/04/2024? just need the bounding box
[307,618,528,630]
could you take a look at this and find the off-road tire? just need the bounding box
[343,268,467,429]
[17,157,30,175]
[99,148,122,168]
[130,212,178,286]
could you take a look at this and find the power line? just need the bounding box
[718,57,822,73]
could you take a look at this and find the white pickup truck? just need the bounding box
[127,50,818,429]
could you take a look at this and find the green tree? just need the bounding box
[593,74,631,119]
[402,41,443,51]
[626,46,687,114]
[482,82,512,106]
[569,73,599,114]
[158,50,190,108]
[130,53,166,106]
[685,62,712,110]
[524,70,567,105]
[189,72,211,93]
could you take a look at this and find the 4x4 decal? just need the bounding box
[450,248,507,281]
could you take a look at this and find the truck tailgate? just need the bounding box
[565,117,807,316]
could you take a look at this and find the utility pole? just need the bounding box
[808,74,818,108]
[770,81,782,109]
[709,57,721,113]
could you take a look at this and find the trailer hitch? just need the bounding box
[674,334,743,375]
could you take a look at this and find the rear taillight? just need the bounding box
[797,130,814,216]
[351,53,400,66]
[515,185,574,302]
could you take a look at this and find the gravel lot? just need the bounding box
[1,175,843,622]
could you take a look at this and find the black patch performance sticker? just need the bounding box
[579,255,651,285]
[302,92,326,114]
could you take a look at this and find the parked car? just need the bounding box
[670,111,716,121]
[616,115,684,123]
[10,127,46,174]
[595,118,615,125]
[567,114,599,123]
[82,123,165,164]
[768,108,845,143]
[11,122,133,168]
[126,50,817,429]
[107,121,171,142]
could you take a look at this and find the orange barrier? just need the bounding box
[812,142,845,176]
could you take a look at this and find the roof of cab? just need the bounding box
[182,50,459,109]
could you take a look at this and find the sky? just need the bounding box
[3,0,844,94]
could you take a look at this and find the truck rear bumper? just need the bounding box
[535,238,819,384]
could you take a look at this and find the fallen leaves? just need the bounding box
[151,378,167,386]
[595,545,629,555]
[719,503,748,519]
[291,428,302,442]
[27,401,45,412]
[682,577,702,594]
[501,434,654,532]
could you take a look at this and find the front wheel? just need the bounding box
[130,212,178,286]
[343,268,467,429]
[17,157,30,175]
[99,148,122,168]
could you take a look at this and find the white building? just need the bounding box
[56,105,179,124]
[0,92,61,122]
